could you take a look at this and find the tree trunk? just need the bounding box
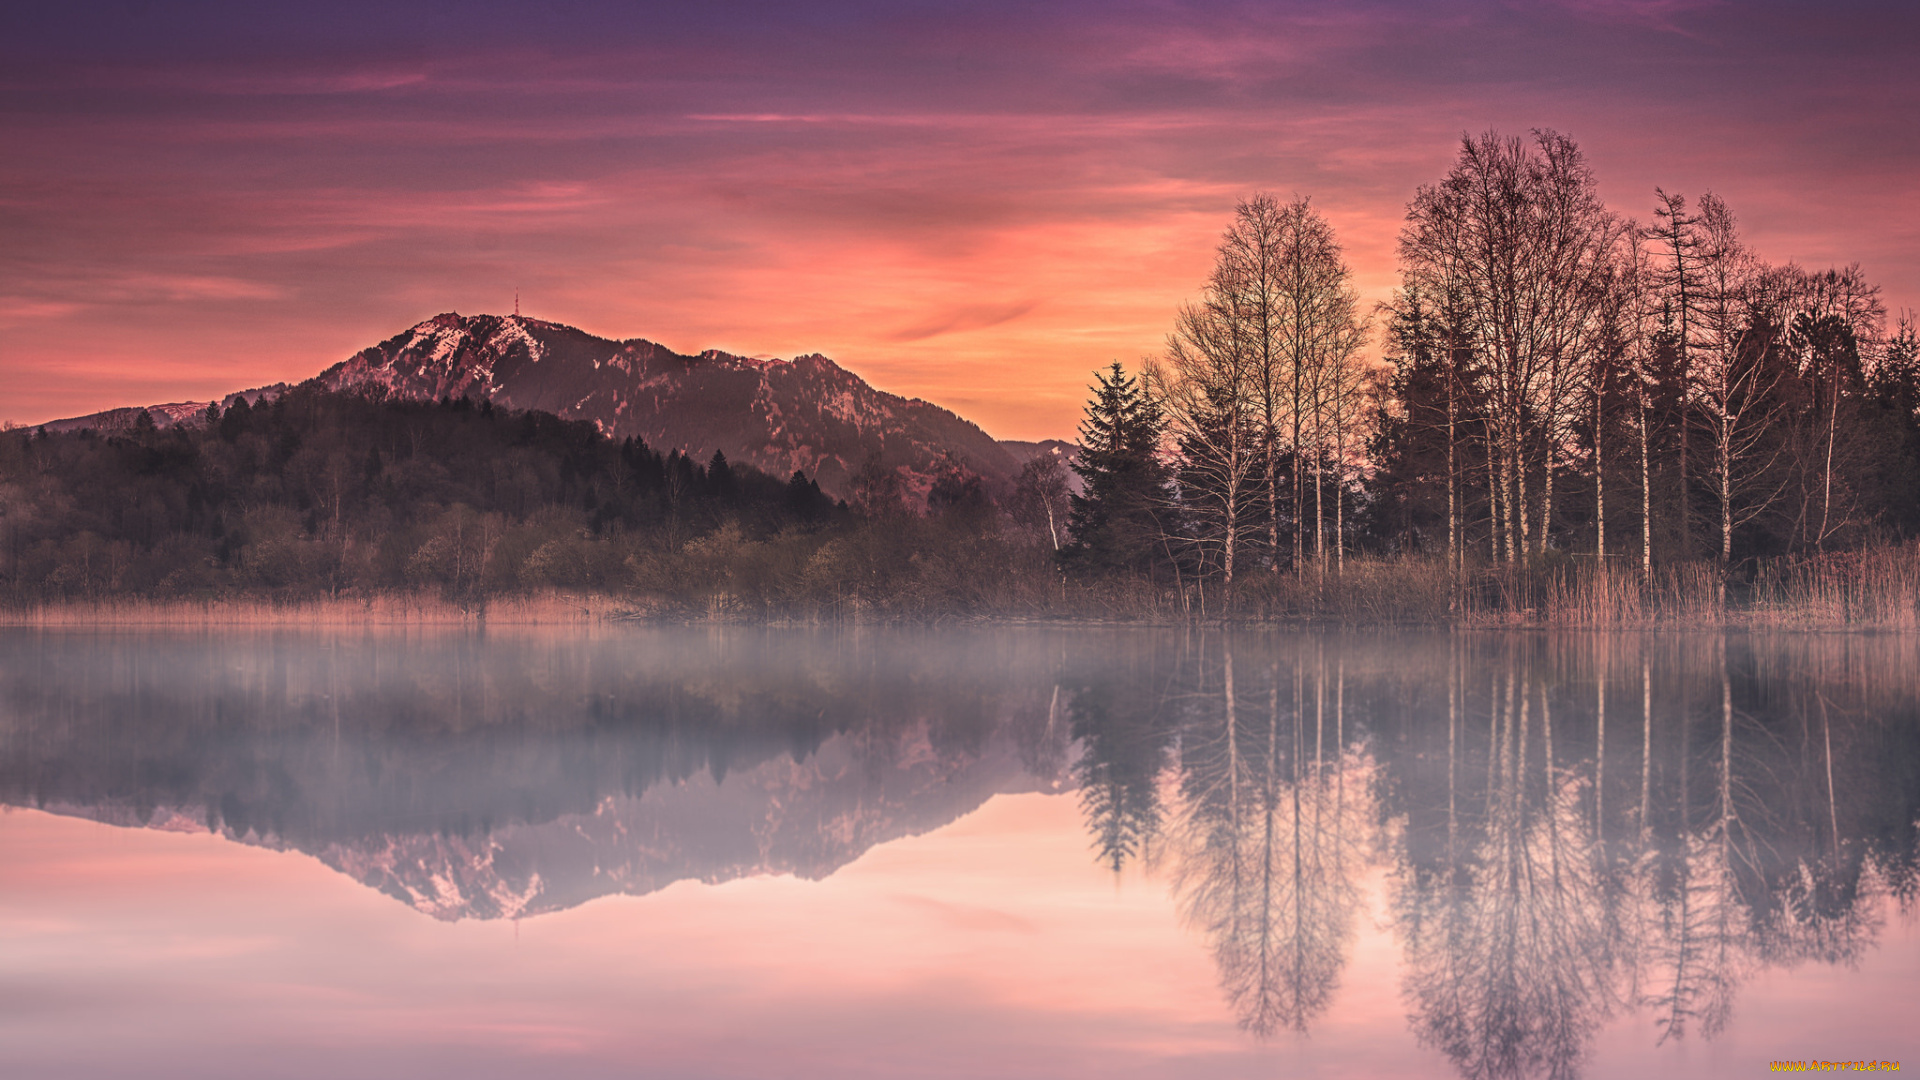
[1447,372,1458,578]
[1541,439,1555,555]
[1293,372,1306,578]
[1265,430,1280,571]
[1515,427,1530,562]
[1678,271,1693,561]
[1335,428,1346,577]
[1640,399,1652,578]
[1488,421,1503,563]
[1595,387,1606,564]
[1313,435,1325,584]
[1819,363,1839,550]
[1719,436,1732,564]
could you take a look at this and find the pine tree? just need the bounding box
[1067,362,1169,574]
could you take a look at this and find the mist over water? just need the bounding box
[2,626,1916,1078]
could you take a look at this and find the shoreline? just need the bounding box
[2,590,1915,632]
[0,593,638,627]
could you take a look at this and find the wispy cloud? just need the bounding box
[885,300,1040,343]
[2,0,1914,438]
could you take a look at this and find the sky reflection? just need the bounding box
[2,626,1918,1078]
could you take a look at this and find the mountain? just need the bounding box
[321,313,1029,501]
[998,438,1084,492]
[37,386,287,435]
[41,312,1044,502]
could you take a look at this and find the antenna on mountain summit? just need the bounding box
[514,290,520,318]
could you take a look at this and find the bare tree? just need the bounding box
[1646,190,1706,560]
[1164,295,1261,597]
[1401,131,1626,563]
[1168,195,1366,592]
[1212,195,1293,570]
[1009,454,1072,550]
[1206,195,1369,574]
[1690,196,1794,570]
[1318,339,1376,575]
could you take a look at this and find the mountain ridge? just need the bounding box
[42,313,1053,502]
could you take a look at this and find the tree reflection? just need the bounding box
[1069,669,1173,873]
[1374,632,1920,1079]
[1051,630,1920,1070]
[1159,640,1372,1036]
[1398,649,1615,1079]
[1631,639,1747,1042]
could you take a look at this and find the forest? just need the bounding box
[1057,129,1920,621]
[4,129,1919,623]
[0,384,1070,618]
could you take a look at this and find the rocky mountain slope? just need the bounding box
[315,313,1027,500]
[46,312,1042,502]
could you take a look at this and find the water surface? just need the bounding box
[2,626,1915,1078]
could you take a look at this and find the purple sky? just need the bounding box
[4,0,1916,439]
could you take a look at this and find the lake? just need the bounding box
[2,625,1915,1078]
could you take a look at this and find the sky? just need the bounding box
[3,1,1917,440]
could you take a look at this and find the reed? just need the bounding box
[7,543,1919,629]
[1526,542,1920,629]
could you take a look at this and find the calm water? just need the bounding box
[2,626,1915,1079]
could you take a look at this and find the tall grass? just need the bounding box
[7,542,1919,629]
[1531,542,1920,629]
[0,591,635,627]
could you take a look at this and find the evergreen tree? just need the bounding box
[1066,362,1169,575]
[1367,293,1457,555]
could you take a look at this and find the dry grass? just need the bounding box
[0,590,645,627]
[8,542,1920,630]
[1527,542,1920,629]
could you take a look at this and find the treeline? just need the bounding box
[0,388,837,603]
[0,386,1093,616]
[1063,130,1920,612]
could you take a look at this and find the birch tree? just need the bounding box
[1207,195,1367,574]
[1690,196,1794,568]
[1400,130,1625,563]
[1165,196,1365,594]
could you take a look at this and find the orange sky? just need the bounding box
[4,2,1917,440]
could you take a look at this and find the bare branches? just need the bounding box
[1160,195,1370,596]
[1401,131,1626,564]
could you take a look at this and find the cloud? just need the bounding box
[884,301,1040,343]
[0,299,84,327]
[1,0,1915,439]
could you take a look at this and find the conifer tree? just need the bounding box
[1067,362,1169,574]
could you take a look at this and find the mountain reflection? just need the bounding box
[0,627,1076,918]
[2,626,1915,1077]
